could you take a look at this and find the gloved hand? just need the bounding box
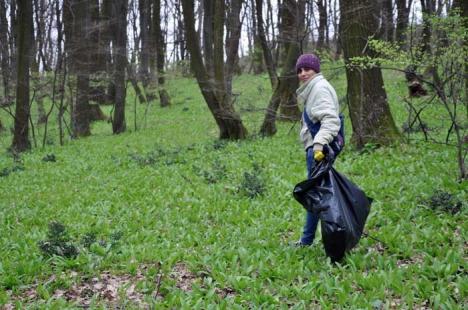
[313,144,325,161]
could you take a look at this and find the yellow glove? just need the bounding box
[313,143,325,161]
[314,150,325,161]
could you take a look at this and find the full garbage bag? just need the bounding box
[293,157,372,262]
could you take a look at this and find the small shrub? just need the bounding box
[81,232,97,249]
[198,160,227,184]
[0,165,25,177]
[129,152,158,167]
[239,163,265,198]
[359,143,380,154]
[212,140,228,150]
[130,147,186,167]
[421,190,463,215]
[38,221,79,258]
[42,154,56,162]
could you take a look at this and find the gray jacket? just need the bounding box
[297,73,340,150]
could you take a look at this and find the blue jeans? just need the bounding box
[300,148,320,245]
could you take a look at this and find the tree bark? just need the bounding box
[259,37,301,136]
[101,0,114,104]
[255,0,278,89]
[70,0,91,137]
[419,0,436,58]
[181,0,247,140]
[379,0,394,41]
[224,0,243,99]
[340,0,401,149]
[154,0,171,107]
[11,0,33,152]
[9,0,17,87]
[112,0,127,134]
[317,0,327,50]
[0,0,11,99]
[258,0,304,136]
[250,0,264,74]
[202,0,214,77]
[278,0,302,121]
[396,0,413,47]
[138,0,151,85]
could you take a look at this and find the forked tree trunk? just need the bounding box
[259,39,300,136]
[259,0,302,134]
[181,0,247,140]
[12,0,33,152]
[340,0,401,148]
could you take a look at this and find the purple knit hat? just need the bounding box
[296,54,320,73]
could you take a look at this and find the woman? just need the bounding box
[294,53,343,246]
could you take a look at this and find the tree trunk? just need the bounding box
[181,0,247,140]
[317,0,327,50]
[224,0,243,99]
[31,0,47,124]
[154,0,171,107]
[71,0,91,137]
[419,0,436,58]
[259,39,301,136]
[250,0,264,74]
[0,0,11,99]
[138,0,150,85]
[101,0,114,104]
[451,0,467,96]
[258,0,304,135]
[9,0,17,87]
[202,0,214,77]
[12,0,33,152]
[255,0,278,89]
[278,0,302,121]
[340,0,401,149]
[112,0,127,134]
[396,0,413,47]
[379,0,394,41]
[335,0,342,58]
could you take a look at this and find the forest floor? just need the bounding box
[0,69,466,308]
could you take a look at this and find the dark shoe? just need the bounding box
[294,240,312,247]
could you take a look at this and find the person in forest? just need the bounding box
[294,53,344,247]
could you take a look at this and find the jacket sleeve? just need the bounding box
[300,116,314,150]
[307,88,340,146]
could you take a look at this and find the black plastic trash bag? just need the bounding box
[293,157,372,262]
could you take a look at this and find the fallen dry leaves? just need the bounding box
[3,261,235,308]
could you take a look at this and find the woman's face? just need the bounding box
[297,68,315,83]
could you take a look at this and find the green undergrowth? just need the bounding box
[0,70,466,308]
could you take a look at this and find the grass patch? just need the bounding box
[0,70,466,308]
